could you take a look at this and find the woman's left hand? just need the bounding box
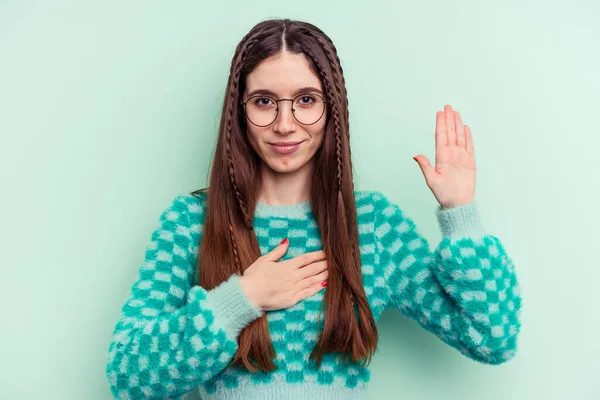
[413,104,476,209]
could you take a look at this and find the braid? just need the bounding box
[306,31,357,307]
[312,38,345,102]
[222,30,269,275]
[319,36,356,198]
[319,37,358,288]
[224,37,259,230]
[224,24,280,229]
[304,32,351,193]
[302,45,343,191]
[325,37,350,134]
[312,34,353,179]
[334,108,343,191]
[228,221,243,274]
[328,40,356,197]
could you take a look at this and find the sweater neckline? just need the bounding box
[254,200,312,218]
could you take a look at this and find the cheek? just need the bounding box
[309,120,327,147]
[313,130,325,148]
[245,127,262,152]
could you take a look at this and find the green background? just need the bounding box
[2,0,598,399]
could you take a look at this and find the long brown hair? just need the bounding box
[193,18,378,372]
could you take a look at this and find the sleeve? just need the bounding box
[105,195,264,399]
[373,191,523,365]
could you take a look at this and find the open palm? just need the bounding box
[413,104,476,209]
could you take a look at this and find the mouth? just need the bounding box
[269,140,305,154]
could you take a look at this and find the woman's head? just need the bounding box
[237,19,350,180]
[243,50,327,176]
[196,18,378,372]
[214,18,352,208]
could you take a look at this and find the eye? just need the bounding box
[297,95,316,106]
[253,97,274,107]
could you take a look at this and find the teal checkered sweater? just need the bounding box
[105,190,522,399]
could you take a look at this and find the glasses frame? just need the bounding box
[240,93,329,127]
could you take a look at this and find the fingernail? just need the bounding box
[321,281,328,287]
[280,238,288,245]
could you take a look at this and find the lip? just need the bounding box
[270,141,303,146]
[270,140,304,154]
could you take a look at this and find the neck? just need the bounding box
[258,160,314,206]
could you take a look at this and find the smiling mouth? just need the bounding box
[270,141,304,146]
[270,141,304,154]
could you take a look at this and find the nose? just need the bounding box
[272,99,296,135]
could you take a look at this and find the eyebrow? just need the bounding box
[246,86,324,98]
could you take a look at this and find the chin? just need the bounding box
[267,163,301,174]
[264,157,308,174]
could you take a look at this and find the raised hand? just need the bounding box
[413,104,477,209]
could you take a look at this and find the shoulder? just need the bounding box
[176,189,208,214]
[353,190,414,238]
[353,189,402,218]
[156,189,208,228]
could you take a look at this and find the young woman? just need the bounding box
[105,18,522,400]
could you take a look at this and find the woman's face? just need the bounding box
[242,51,327,175]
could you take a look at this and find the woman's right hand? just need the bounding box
[239,238,328,311]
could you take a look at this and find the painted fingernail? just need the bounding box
[321,281,328,287]
[280,238,288,245]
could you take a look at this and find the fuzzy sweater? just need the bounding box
[105,190,522,399]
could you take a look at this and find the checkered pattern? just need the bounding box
[371,192,522,365]
[105,190,522,399]
[105,196,262,399]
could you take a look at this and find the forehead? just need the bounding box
[245,52,323,96]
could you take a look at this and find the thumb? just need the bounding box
[263,237,289,262]
[413,155,435,183]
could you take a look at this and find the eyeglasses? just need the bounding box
[240,93,329,127]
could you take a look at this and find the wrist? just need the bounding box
[240,275,262,310]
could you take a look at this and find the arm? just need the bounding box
[105,195,263,399]
[373,192,522,365]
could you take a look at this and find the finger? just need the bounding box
[294,259,328,280]
[292,280,326,303]
[465,125,475,156]
[435,111,447,153]
[455,111,465,148]
[297,269,329,290]
[445,104,456,147]
[262,238,289,262]
[283,249,327,269]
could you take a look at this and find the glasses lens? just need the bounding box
[293,94,326,125]
[244,94,327,126]
[245,96,277,126]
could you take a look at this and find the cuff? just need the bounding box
[435,202,485,239]
[202,274,264,340]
